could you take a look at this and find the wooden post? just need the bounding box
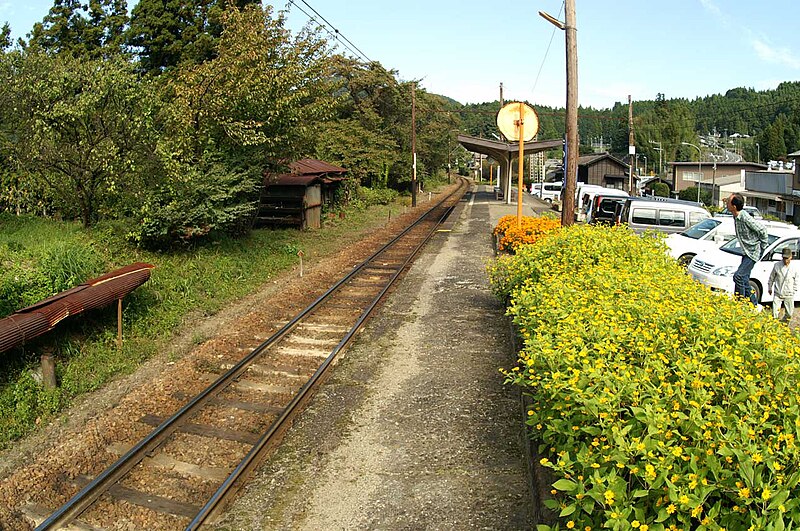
[117,298,123,350]
[562,0,579,226]
[298,250,304,277]
[41,354,57,389]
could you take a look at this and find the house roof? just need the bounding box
[788,150,800,158]
[577,152,627,167]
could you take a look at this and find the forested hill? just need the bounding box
[453,81,800,166]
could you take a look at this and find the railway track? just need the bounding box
[29,178,469,530]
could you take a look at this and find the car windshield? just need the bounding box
[680,218,721,240]
[720,234,780,256]
[717,206,762,218]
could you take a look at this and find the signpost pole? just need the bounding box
[517,102,525,226]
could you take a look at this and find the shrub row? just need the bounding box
[488,224,800,531]
[493,214,562,253]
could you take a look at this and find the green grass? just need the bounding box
[0,196,411,448]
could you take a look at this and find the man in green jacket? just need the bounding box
[727,192,769,306]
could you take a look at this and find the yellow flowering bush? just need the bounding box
[488,224,800,531]
[494,215,562,253]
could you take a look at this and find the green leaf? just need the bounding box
[553,479,578,492]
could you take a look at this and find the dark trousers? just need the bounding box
[733,255,758,305]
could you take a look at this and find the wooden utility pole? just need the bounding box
[628,95,635,196]
[561,0,578,226]
[411,82,417,207]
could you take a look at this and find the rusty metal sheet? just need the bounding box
[0,263,155,354]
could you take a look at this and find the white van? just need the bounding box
[531,182,563,203]
[617,197,710,235]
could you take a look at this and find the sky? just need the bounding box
[2,0,799,110]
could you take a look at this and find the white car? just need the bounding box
[715,206,763,219]
[666,217,793,266]
[687,225,800,303]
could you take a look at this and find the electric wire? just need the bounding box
[531,1,565,101]
[285,0,373,64]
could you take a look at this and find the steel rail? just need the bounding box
[36,178,468,530]
[187,185,465,529]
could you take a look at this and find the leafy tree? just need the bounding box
[126,0,259,73]
[27,0,128,58]
[131,4,338,246]
[651,182,669,197]
[0,51,155,226]
[0,23,11,51]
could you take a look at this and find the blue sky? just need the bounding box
[2,0,799,110]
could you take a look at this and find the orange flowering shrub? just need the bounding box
[493,215,562,252]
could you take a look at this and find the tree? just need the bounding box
[126,0,259,73]
[131,4,338,246]
[1,51,155,226]
[0,23,11,51]
[27,0,128,58]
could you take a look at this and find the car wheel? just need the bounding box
[749,280,762,303]
[545,198,552,203]
[678,253,695,267]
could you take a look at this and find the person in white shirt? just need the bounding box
[768,247,800,321]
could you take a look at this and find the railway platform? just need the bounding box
[213,184,552,530]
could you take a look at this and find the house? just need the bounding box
[257,159,348,229]
[740,169,800,223]
[668,161,767,207]
[576,152,629,189]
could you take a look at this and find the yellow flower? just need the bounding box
[762,487,771,500]
[566,521,575,529]
[739,487,750,499]
[666,503,677,514]
[640,526,649,531]
[631,521,640,528]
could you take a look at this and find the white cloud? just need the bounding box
[751,38,800,69]
[698,0,732,27]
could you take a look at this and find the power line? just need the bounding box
[531,1,565,100]
[286,0,373,64]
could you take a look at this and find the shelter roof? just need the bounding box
[456,134,562,162]
[266,158,348,186]
[290,159,347,176]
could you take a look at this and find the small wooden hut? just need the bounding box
[257,159,348,229]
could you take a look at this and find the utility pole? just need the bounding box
[562,0,578,226]
[411,82,417,207]
[541,1,578,226]
[628,95,635,196]
[500,82,504,107]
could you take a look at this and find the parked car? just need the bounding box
[587,193,629,225]
[531,181,563,203]
[617,197,710,235]
[666,217,794,266]
[687,224,800,303]
[715,205,763,219]
[582,189,629,223]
